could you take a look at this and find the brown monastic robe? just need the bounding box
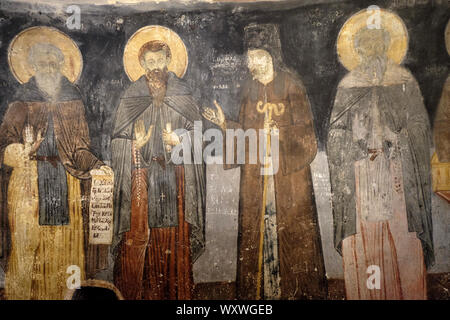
[0,77,106,298]
[432,75,450,202]
[434,76,450,162]
[224,70,327,299]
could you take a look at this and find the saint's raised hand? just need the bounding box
[202,100,226,130]
[134,120,154,150]
[29,129,45,156]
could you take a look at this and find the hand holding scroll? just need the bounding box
[162,129,181,147]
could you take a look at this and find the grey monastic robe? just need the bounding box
[111,72,205,261]
[327,61,435,268]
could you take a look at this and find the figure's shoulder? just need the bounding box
[444,74,450,88]
[282,70,308,94]
[280,69,302,84]
[338,71,356,89]
[441,75,450,96]
[166,72,192,96]
[338,62,415,89]
[11,77,41,102]
[5,99,28,114]
[382,63,416,86]
[338,69,371,89]
[59,76,82,101]
[122,76,149,99]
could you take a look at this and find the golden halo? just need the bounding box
[123,25,188,81]
[8,26,83,84]
[337,8,409,71]
[445,19,450,56]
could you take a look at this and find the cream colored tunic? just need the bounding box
[4,143,85,300]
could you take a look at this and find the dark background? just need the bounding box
[0,0,448,162]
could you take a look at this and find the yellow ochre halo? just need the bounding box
[337,8,409,71]
[8,26,83,84]
[123,25,188,81]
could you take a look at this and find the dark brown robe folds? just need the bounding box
[0,76,106,292]
[0,77,103,179]
[225,70,327,299]
[432,75,450,202]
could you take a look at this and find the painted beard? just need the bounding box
[362,55,388,84]
[35,72,62,98]
[145,67,169,99]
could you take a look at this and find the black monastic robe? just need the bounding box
[111,72,205,262]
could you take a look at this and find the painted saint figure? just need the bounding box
[112,26,205,300]
[0,27,111,299]
[203,24,327,300]
[434,76,450,164]
[327,10,434,300]
[431,20,450,203]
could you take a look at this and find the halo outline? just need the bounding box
[8,26,83,84]
[123,25,188,81]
